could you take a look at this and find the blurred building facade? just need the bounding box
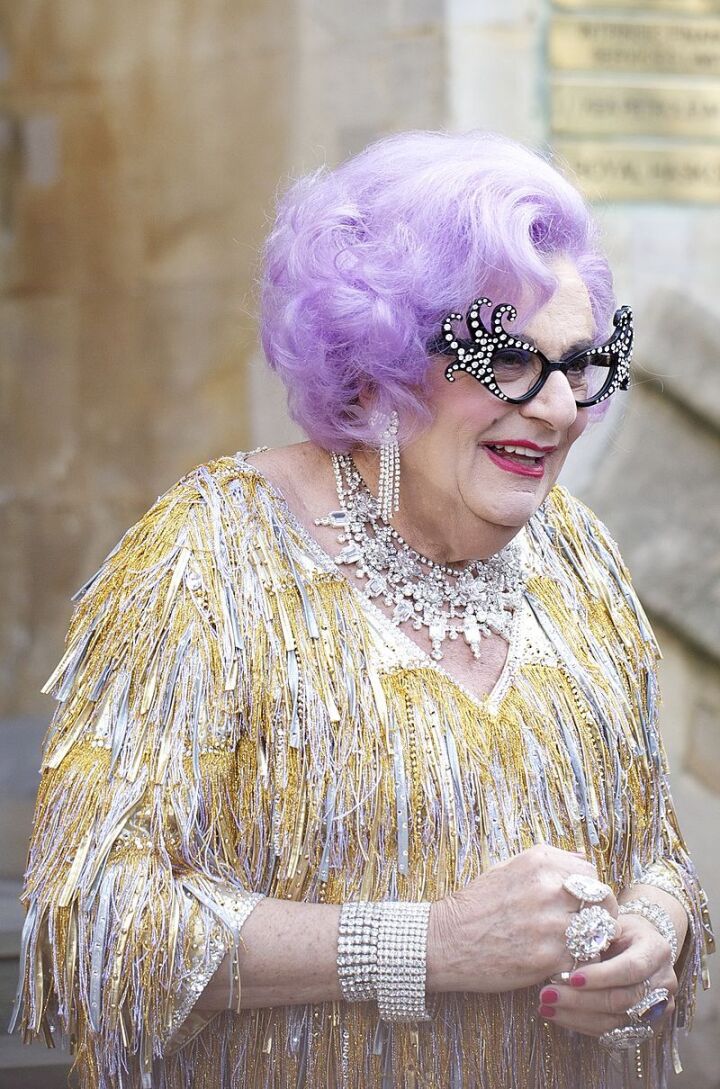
[1,1,718,1084]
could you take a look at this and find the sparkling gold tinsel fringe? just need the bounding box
[9,454,713,1089]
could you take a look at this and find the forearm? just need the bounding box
[195,897,452,1012]
[193,898,342,1010]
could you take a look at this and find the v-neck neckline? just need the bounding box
[234,451,529,713]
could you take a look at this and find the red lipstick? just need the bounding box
[480,440,557,479]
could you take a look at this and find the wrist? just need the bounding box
[621,883,688,959]
[619,896,679,963]
[426,895,464,994]
[337,900,436,1020]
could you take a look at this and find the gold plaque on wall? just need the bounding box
[549,16,720,75]
[552,80,720,138]
[555,141,720,201]
[554,0,720,12]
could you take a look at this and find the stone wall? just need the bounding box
[1,0,295,718]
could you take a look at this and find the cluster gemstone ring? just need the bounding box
[562,875,616,964]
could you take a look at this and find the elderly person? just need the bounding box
[12,131,713,1089]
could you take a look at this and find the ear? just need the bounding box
[356,385,375,411]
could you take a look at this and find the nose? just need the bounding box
[518,369,578,432]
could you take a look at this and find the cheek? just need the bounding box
[568,409,590,445]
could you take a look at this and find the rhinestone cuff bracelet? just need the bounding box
[637,864,694,933]
[338,900,435,1022]
[619,897,679,963]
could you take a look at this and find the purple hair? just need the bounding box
[260,130,615,450]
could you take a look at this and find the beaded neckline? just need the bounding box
[233,450,531,710]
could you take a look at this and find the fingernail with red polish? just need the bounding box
[539,1005,556,1018]
[570,973,586,987]
[540,988,559,1004]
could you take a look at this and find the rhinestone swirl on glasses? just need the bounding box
[434,299,633,406]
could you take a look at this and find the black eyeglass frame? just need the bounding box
[429,300,633,408]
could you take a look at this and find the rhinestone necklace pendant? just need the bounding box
[325,452,526,659]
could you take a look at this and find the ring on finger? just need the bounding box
[599,1024,654,1051]
[565,906,617,962]
[626,987,670,1026]
[562,874,613,910]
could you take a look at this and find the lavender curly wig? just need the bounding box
[260,130,615,450]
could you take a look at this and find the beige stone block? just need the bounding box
[0,496,89,718]
[247,348,304,450]
[0,3,143,89]
[138,282,252,491]
[447,21,544,142]
[0,97,142,294]
[385,32,446,130]
[0,502,32,715]
[291,0,446,162]
[652,621,694,774]
[0,295,78,495]
[582,388,720,663]
[642,289,720,431]
[685,663,720,797]
[136,14,292,287]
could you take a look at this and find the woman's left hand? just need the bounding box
[537,913,678,1037]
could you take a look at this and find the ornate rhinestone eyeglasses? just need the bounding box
[429,299,633,408]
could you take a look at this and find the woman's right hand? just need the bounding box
[427,844,619,994]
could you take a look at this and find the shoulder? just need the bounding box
[43,452,278,767]
[544,484,626,565]
[64,444,330,644]
[540,484,658,653]
[70,454,250,605]
[540,483,630,586]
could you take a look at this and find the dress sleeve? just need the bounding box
[9,463,265,1085]
[552,488,715,1065]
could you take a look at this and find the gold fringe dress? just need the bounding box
[10,452,714,1089]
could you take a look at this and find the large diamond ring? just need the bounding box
[627,987,670,1026]
[598,1024,654,1050]
[562,874,612,906]
[565,906,618,961]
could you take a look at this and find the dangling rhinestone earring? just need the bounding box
[377,410,400,523]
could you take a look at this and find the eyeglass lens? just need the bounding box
[490,349,613,402]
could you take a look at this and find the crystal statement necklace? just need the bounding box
[315,452,526,661]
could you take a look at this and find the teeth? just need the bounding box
[492,444,540,457]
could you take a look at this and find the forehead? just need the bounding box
[520,260,595,358]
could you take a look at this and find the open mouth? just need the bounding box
[484,443,545,465]
[481,442,554,478]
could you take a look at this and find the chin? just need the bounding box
[474,484,553,529]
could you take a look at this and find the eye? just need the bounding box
[566,357,590,377]
[491,348,537,374]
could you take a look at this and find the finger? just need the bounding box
[540,979,644,1016]
[560,888,620,921]
[540,978,652,1020]
[567,935,672,991]
[539,986,676,1037]
[538,1004,622,1038]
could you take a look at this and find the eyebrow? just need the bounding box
[520,335,597,361]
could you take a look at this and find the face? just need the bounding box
[402,258,595,543]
